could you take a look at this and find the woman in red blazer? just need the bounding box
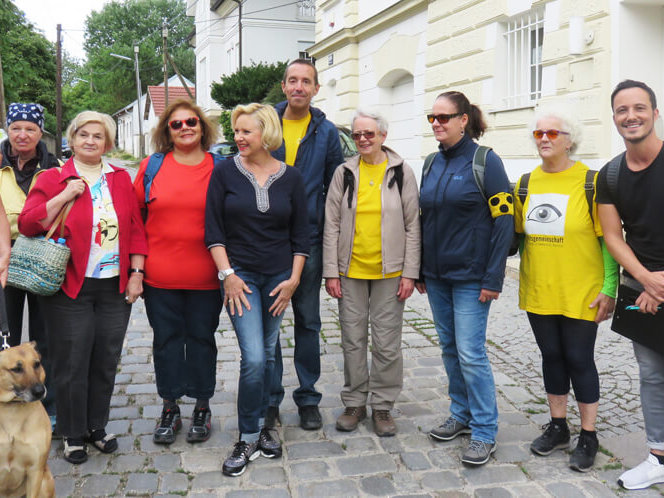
[19,110,148,465]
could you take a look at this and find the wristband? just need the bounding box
[129,268,145,276]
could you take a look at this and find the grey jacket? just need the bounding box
[322,146,421,280]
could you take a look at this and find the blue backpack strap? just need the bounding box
[143,152,165,205]
[471,145,492,201]
[211,152,224,168]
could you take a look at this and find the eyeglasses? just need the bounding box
[350,130,376,141]
[427,113,463,124]
[169,116,200,130]
[532,129,570,140]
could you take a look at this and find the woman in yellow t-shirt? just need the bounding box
[322,110,420,437]
[515,108,618,472]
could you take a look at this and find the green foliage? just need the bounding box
[78,0,195,115]
[211,61,287,109]
[219,110,233,143]
[262,80,285,106]
[0,1,57,131]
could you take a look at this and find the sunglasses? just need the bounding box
[532,129,570,140]
[351,130,376,141]
[169,116,200,130]
[427,112,463,124]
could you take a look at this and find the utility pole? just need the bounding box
[166,53,194,100]
[134,46,144,157]
[0,52,6,130]
[163,20,169,107]
[56,24,62,158]
[233,0,242,70]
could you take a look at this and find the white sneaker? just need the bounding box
[618,454,664,490]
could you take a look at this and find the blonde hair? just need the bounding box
[231,103,283,151]
[152,99,219,153]
[66,111,116,153]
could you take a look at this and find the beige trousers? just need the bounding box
[338,276,404,410]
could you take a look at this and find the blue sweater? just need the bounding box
[272,101,345,245]
[205,157,310,275]
[419,135,513,291]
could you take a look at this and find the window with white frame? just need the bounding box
[502,9,544,109]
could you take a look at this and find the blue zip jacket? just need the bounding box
[419,135,513,291]
[272,101,344,244]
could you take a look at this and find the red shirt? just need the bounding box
[134,152,218,290]
[18,159,148,299]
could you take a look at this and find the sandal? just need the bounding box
[64,438,88,464]
[85,429,118,453]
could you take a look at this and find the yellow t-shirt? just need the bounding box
[515,161,603,321]
[346,159,401,280]
[282,114,311,166]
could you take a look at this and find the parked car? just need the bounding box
[336,125,358,158]
[61,138,72,159]
[209,142,238,158]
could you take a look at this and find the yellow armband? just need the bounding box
[488,192,514,218]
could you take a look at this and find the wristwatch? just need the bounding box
[218,268,235,281]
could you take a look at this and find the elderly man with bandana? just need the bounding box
[0,103,59,427]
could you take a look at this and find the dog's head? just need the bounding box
[0,341,47,403]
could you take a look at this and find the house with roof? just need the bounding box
[309,0,664,181]
[114,75,195,158]
[186,0,316,117]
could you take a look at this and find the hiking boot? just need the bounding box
[153,405,182,444]
[258,427,282,458]
[569,432,599,472]
[461,439,497,466]
[222,440,260,477]
[429,416,471,441]
[336,406,367,432]
[298,405,322,430]
[530,422,570,456]
[187,407,212,443]
[618,454,664,490]
[372,409,397,437]
[265,406,280,429]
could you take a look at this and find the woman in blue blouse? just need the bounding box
[417,91,513,466]
[205,103,309,477]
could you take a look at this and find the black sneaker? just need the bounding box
[298,405,322,430]
[530,422,570,456]
[265,406,280,429]
[258,427,282,458]
[569,432,599,472]
[222,440,260,477]
[187,407,212,443]
[153,405,182,444]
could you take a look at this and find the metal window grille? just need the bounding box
[503,10,544,108]
[298,0,315,18]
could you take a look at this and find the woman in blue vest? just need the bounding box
[418,91,513,466]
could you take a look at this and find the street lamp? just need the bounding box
[110,46,144,157]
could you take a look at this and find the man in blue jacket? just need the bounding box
[268,59,345,430]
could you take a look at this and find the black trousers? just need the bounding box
[40,277,131,439]
[5,284,55,415]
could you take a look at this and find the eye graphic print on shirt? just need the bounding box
[524,193,568,246]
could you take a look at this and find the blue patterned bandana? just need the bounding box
[6,103,45,130]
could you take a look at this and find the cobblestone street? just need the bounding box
[48,264,661,497]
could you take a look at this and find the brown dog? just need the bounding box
[0,341,55,498]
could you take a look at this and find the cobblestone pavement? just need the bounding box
[48,266,663,497]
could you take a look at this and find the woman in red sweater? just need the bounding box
[19,110,147,464]
[133,99,222,446]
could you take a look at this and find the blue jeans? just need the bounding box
[225,268,290,439]
[270,243,322,408]
[144,286,222,401]
[633,342,664,450]
[425,278,498,443]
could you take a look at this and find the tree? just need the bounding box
[1,1,57,131]
[80,0,195,115]
[211,61,287,141]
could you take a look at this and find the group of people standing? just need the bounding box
[0,65,662,491]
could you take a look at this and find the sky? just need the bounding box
[13,0,110,61]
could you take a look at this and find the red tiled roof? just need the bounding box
[147,86,196,116]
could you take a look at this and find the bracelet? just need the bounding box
[129,268,145,276]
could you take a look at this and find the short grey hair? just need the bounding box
[529,106,582,154]
[352,109,389,134]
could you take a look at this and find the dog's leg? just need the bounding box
[25,465,54,498]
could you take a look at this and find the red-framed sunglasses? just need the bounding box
[532,129,570,140]
[350,130,376,141]
[169,116,200,130]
